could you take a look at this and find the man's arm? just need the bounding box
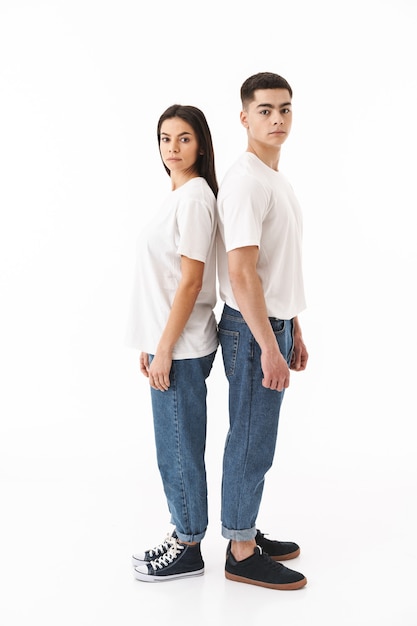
[228,245,290,391]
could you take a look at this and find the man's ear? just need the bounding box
[240,110,249,128]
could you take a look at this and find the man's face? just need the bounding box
[241,88,293,149]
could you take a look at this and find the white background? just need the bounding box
[1,1,416,624]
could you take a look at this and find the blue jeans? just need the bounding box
[150,351,216,543]
[218,304,294,541]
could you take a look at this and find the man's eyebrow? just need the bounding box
[256,102,292,109]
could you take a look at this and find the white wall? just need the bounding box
[1,0,416,594]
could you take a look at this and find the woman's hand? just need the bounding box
[148,351,172,391]
[139,352,150,377]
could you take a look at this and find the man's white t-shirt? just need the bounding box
[217,152,306,320]
[126,177,218,359]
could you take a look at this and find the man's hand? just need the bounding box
[290,333,309,371]
[261,347,290,391]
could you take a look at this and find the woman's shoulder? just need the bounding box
[178,177,216,205]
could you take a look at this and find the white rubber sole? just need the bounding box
[134,567,204,582]
[132,556,149,567]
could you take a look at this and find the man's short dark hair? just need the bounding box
[240,72,293,107]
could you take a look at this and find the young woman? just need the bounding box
[126,104,218,582]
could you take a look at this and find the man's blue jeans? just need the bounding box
[150,351,216,543]
[218,304,294,541]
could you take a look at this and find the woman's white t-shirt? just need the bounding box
[217,152,306,320]
[126,177,218,359]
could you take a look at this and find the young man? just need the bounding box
[216,72,309,590]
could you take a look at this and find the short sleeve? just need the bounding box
[176,197,215,263]
[220,175,269,252]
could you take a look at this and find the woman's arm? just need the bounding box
[147,255,204,391]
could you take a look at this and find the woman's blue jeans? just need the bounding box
[150,351,216,543]
[218,304,294,541]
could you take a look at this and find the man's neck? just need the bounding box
[246,144,281,171]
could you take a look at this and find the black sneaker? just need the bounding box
[255,529,300,561]
[131,530,178,566]
[134,538,204,582]
[225,546,307,590]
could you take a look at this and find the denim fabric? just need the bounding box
[150,351,216,543]
[218,304,294,541]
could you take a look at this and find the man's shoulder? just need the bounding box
[219,154,269,202]
[220,154,260,189]
[222,152,258,176]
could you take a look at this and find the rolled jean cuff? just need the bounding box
[175,530,206,543]
[221,525,256,541]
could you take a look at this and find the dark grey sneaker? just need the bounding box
[134,538,204,582]
[255,529,300,561]
[132,530,178,566]
[225,546,307,590]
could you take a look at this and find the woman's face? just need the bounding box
[159,117,200,178]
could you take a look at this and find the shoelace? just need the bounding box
[146,532,175,558]
[256,530,270,541]
[257,548,286,571]
[150,538,185,571]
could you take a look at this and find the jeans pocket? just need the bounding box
[271,319,292,363]
[270,318,285,335]
[218,328,239,377]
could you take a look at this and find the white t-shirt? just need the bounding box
[126,177,218,359]
[217,152,306,320]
